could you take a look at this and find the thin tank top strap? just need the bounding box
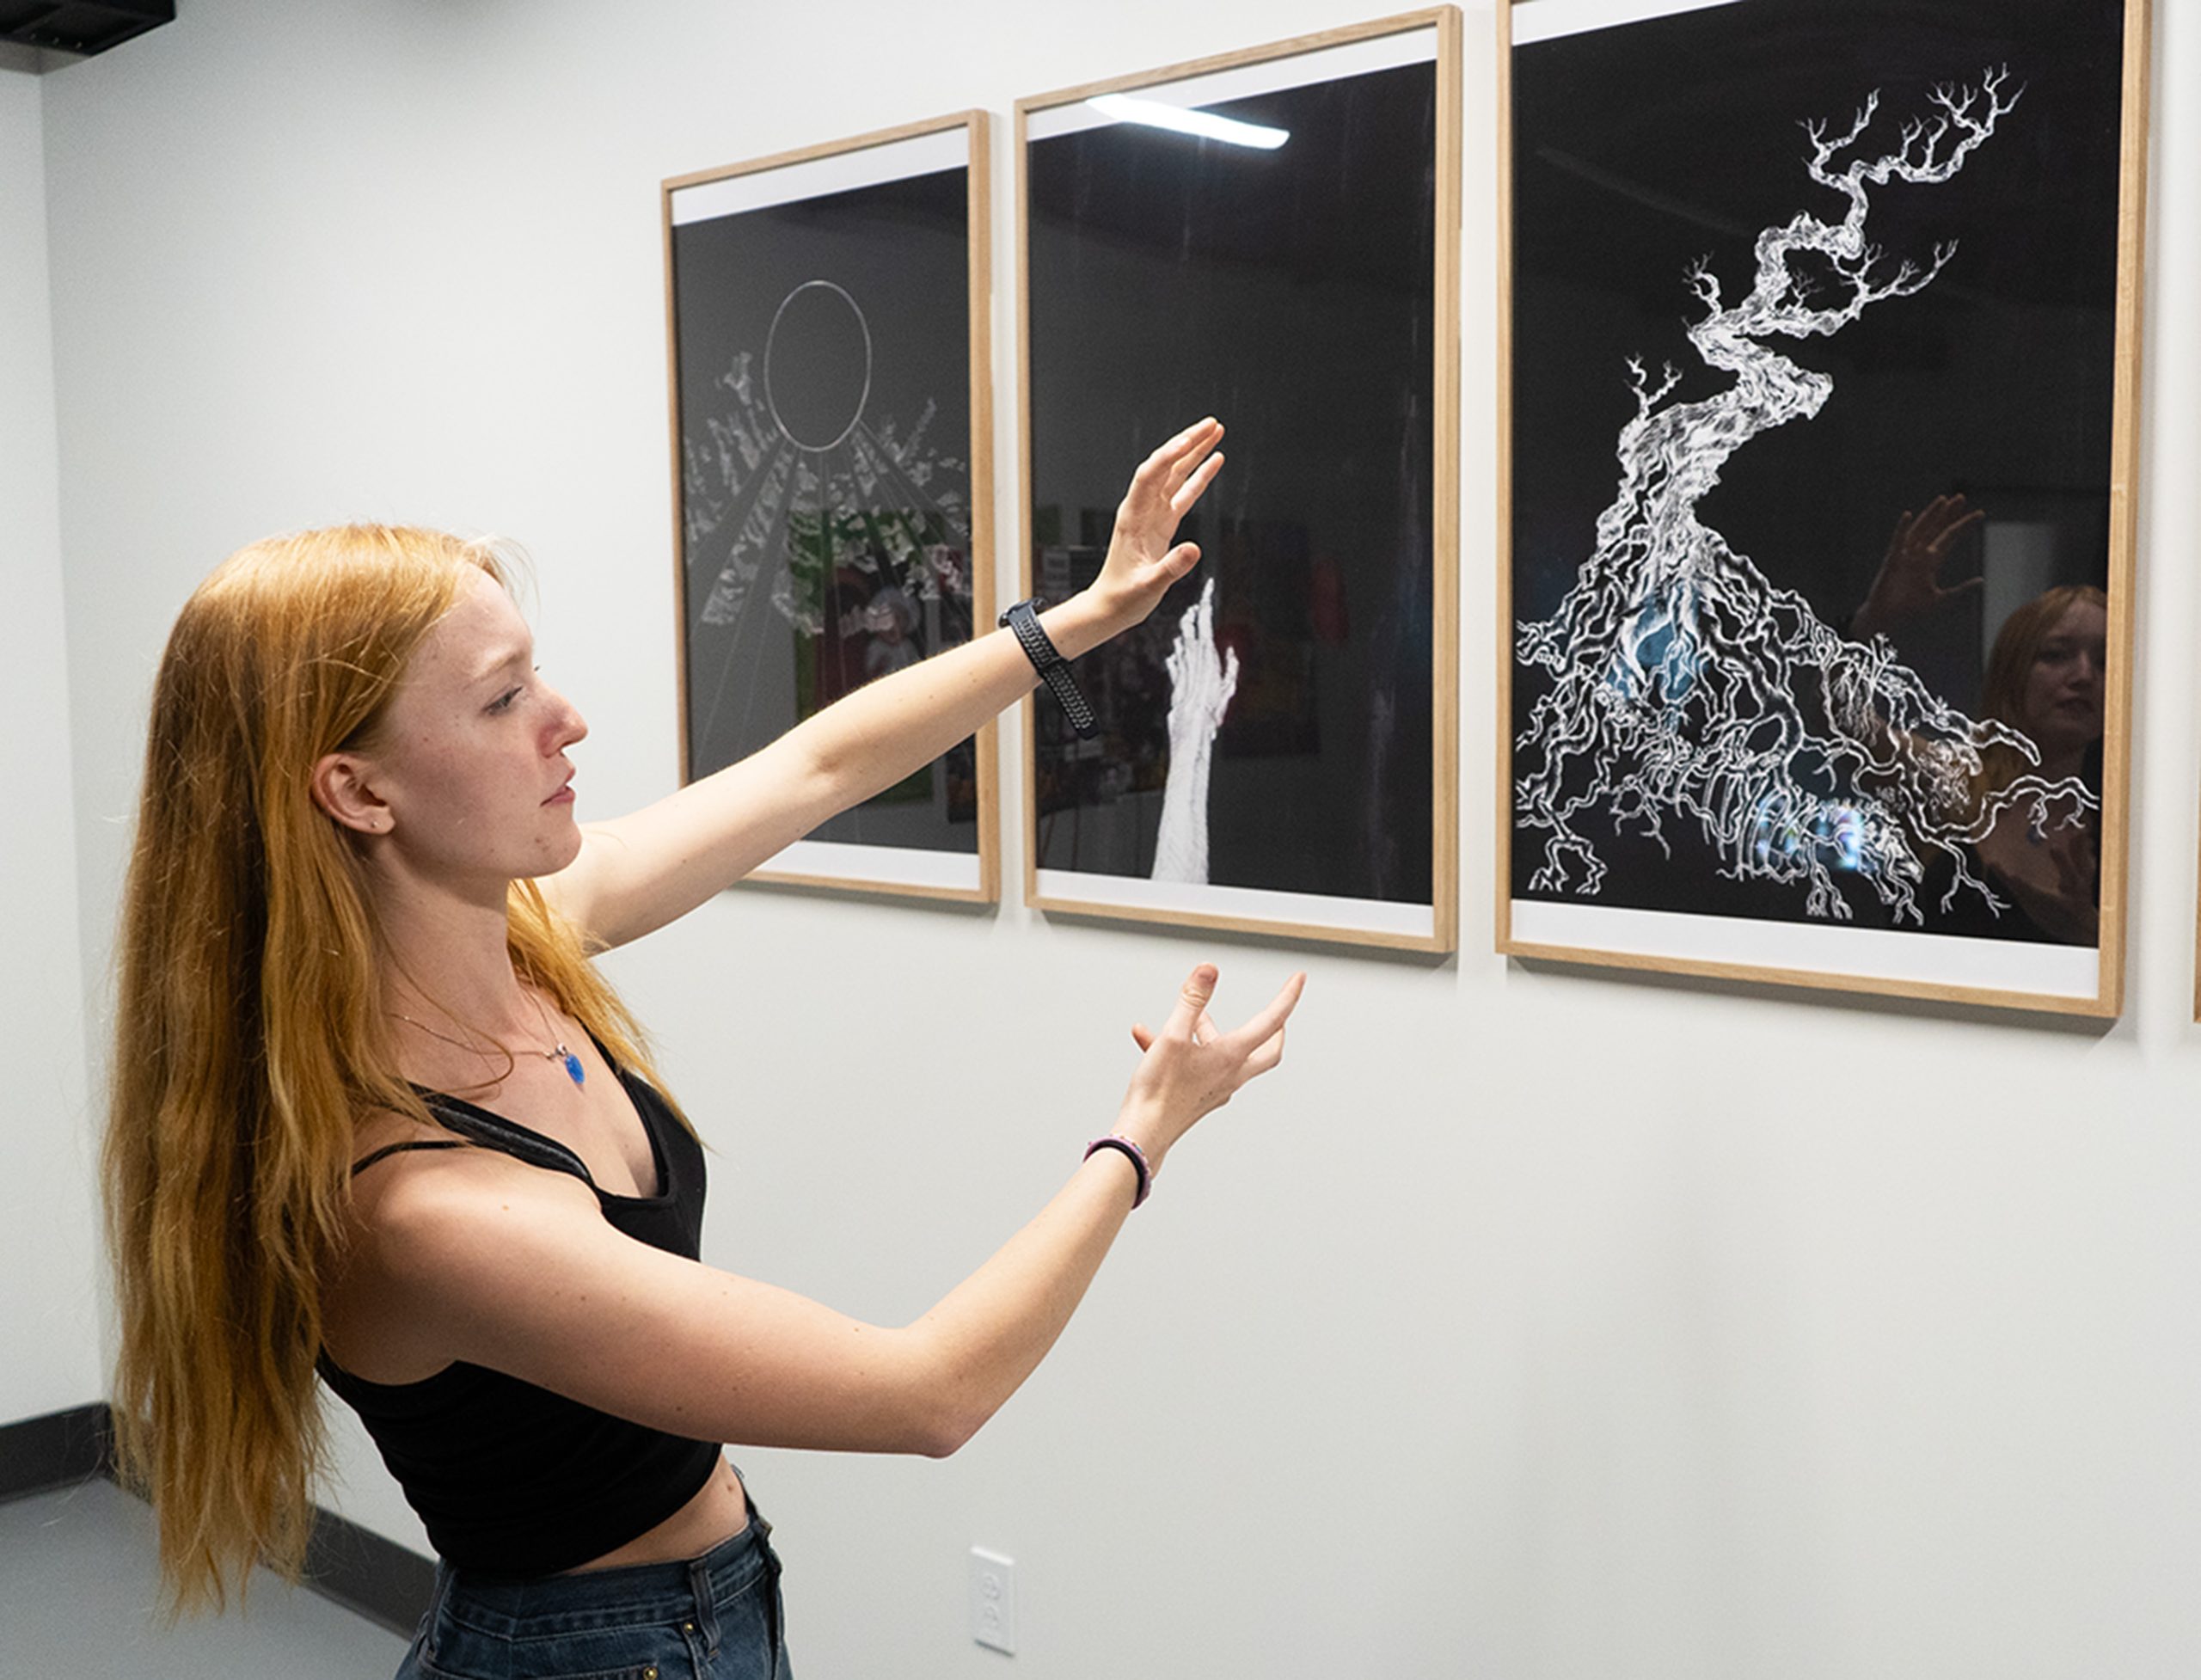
[348,1139,471,1178]
[415,1093,598,1186]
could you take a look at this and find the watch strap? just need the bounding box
[999,598,1098,739]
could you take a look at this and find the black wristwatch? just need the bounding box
[999,597,1098,739]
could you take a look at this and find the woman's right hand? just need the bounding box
[1115,964,1305,1172]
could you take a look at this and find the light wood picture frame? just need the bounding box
[1015,9,1462,953]
[664,113,998,904]
[1498,0,2149,1015]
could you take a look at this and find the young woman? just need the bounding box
[1965,583,2107,942]
[1849,496,2107,942]
[103,417,1304,1678]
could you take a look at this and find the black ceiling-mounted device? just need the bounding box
[0,1,173,56]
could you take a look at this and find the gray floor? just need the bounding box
[0,1478,409,1677]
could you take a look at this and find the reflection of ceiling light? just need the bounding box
[1085,94,1289,150]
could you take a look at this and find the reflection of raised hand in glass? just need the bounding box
[1840,489,2107,944]
[1151,578,1239,886]
[1849,493,1986,642]
[1977,816,2098,945]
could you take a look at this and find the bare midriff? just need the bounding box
[561,1456,750,1573]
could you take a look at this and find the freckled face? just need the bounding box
[367,569,588,890]
[2019,597,2106,761]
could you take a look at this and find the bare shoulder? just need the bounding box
[333,1107,944,1453]
[347,1127,599,1279]
[328,1121,609,1381]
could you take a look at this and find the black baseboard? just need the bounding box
[0,1401,113,1499]
[0,1401,432,1636]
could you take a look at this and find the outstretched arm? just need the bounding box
[343,964,1303,1455]
[544,420,1224,949]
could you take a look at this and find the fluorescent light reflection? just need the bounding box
[1085,94,1289,150]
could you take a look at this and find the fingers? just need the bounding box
[1942,506,1986,543]
[1134,416,1218,481]
[1170,448,1225,517]
[1162,963,1220,1040]
[1917,492,1979,532]
[1922,514,1984,556]
[1221,971,1307,1056]
[1904,495,1985,565]
[1242,1023,1288,1080]
[1131,419,1224,508]
[1892,495,1983,566]
[1136,966,1303,1092]
[1158,416,1223,480]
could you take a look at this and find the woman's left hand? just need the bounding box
[1085,418,1226,634]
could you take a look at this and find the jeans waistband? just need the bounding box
[429,1498,776,1639]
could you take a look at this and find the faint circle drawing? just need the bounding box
[764,280,873,451]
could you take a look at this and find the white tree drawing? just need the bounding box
[1514,70,2094,924]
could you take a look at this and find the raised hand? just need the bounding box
[1163,579,1241,739]
[1851,493,1986,641]
[1119,964,1304,1174]
[1089,418,1226,630]
[1999,816,2100,946]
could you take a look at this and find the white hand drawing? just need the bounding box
[1152,579,1241,885]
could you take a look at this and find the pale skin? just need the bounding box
[311,418,1307,1571]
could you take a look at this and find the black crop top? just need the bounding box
[319,1059,722,1577]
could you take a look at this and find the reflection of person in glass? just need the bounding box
[1852,494,2105,943]
[1967,584,2106,942]
[101,416,1306,1675]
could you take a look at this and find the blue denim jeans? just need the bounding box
[395,1500,790,1680]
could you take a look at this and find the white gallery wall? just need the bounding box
[0,53,101,1426]
[20,1,2201,1675]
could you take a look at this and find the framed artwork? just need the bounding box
[1016,9,1462,953]
[1499,0,2149,1014]
[664,113,998,902]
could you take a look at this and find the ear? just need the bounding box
[311,750,391,836]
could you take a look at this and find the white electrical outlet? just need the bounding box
[969,1546,1017,1655]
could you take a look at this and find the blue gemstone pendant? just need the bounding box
[559,1045,586,1086]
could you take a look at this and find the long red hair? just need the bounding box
[1973,583,2107,803]
[104,526,672,1612]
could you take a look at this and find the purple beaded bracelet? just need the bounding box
[1084,1134,1153,1209]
